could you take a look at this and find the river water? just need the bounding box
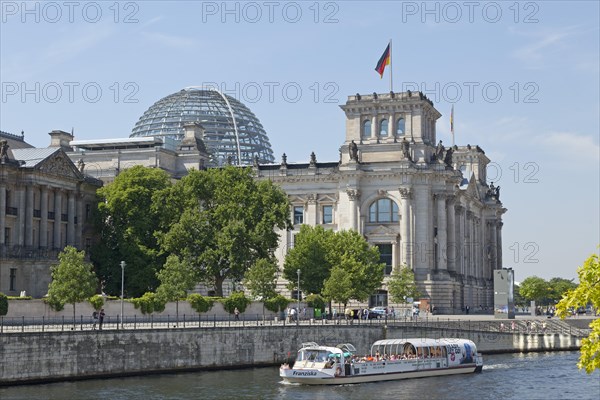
[1,351,598,400]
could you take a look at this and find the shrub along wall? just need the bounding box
[4,299,288,319]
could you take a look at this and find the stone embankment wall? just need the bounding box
[0,325,581,385]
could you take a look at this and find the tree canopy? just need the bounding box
[519,275,577,306]
[47,246,97,321]
[243,258,279,301]
[284,227,384,305]
[519,276,549,304]
[387,265,419,303]
[156,254,197,322]
[283,225,335,295]
[92,165,171,297]
[321,230,384,305]
[556,252,600,373]
[157,166,291,297]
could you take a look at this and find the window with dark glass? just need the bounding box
[369,199,399,223]
[322,205,333,224]
[396,117,405,135]
[377,244,393,275]
[293,206,304,225]
[9,268,16,291]
[380,119,388,137]
[362,120,372,138]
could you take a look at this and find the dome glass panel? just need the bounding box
[131,88,275,166]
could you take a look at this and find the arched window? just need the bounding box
[369,198,399,223]
[396,117,405,136]
[362,120,372,138]
[379,119,388,137]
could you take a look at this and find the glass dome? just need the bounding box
[131,87,275,166]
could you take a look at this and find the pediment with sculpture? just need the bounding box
[37,150,83,180]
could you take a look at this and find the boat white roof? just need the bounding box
[372,338,471,347]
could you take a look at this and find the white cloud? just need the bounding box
[141,32,195,49]
[535,131,600,165]
[510,25,586,68]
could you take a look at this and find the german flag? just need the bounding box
[375,43,391,78]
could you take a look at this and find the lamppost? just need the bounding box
[120,261,126,329]
[296,269,301,326]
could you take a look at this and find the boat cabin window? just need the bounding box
[298,350,331,362]
[403,343,416,357]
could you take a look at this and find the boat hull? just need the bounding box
[281,364,479,385]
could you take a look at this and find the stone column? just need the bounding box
[371,115,378,141]
[446,198,456,272]
[480,214,486,279]
[67,191,75,246]
[346,189,360,231]
[306,194,317,226]
[399,187,412,266]
[456,205,465,276]
[17,185,25,246]
[414,185,431,275]
[76,193,84,247]
[0,183,5,245]
[496,221,503,269]
[25,185,33,247]
[40,186,48,248]
[468,212,475,278]
[490,221,497,271]
[53,189,62,249]
[435,194,448,271]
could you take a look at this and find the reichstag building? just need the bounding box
[0,88,505,313]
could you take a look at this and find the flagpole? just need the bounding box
[389,39,393,92]
[451,105,455,146]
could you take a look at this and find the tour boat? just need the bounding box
[280,338,483,385]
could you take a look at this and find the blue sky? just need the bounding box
[1,1,599,282]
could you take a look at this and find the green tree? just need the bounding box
[513,284,525,308]
[519,276,548,305]
[283,225,335,295]
[93,165,171,297]
[264,294,291,314]
[88,294,105,312]
[243,258,278,317]
[322,263,354,307]
[387,265,419,303]
[328,230,384,302]
[131,292,166,315]
[156,255,197,323]
[158,167,291,297]
[220,291,252,314]
[548,277,577,304]
[557,252,600,373]
[47,246,97,326]
[187,294,215,314]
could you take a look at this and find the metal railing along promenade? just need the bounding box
[0,314,589,337]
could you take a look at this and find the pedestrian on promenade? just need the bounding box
[234,307,240,320]
[98,309,105,330]
[92,310,98,330]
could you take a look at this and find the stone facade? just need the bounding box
[256,92,506,314]
[1,91,505,312]
[0,130,101,298]
[67,123,210,183]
